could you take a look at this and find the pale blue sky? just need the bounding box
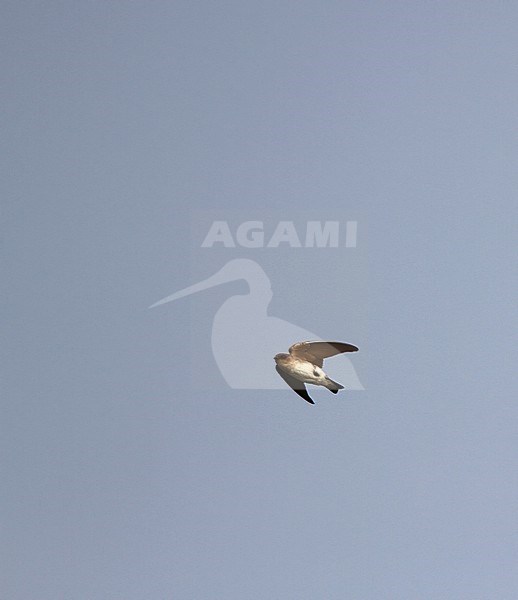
[2,2,517,599]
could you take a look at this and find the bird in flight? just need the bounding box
[274,341,359,404]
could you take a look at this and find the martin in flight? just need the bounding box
[274,341,359,404]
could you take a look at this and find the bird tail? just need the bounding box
[324,378,344,394]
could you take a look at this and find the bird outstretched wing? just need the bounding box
[275,365,315,404]
[289,341,359,367]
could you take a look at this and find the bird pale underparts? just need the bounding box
[274,341,359,404]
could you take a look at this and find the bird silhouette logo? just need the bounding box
[150,258,363,392]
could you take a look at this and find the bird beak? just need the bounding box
[149,266,236,309]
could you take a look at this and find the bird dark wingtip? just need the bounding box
[339,343,358,352]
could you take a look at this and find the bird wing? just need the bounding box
[275,365,315,404]
[289,341,359,367]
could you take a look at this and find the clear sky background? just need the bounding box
[2,2,517,599]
